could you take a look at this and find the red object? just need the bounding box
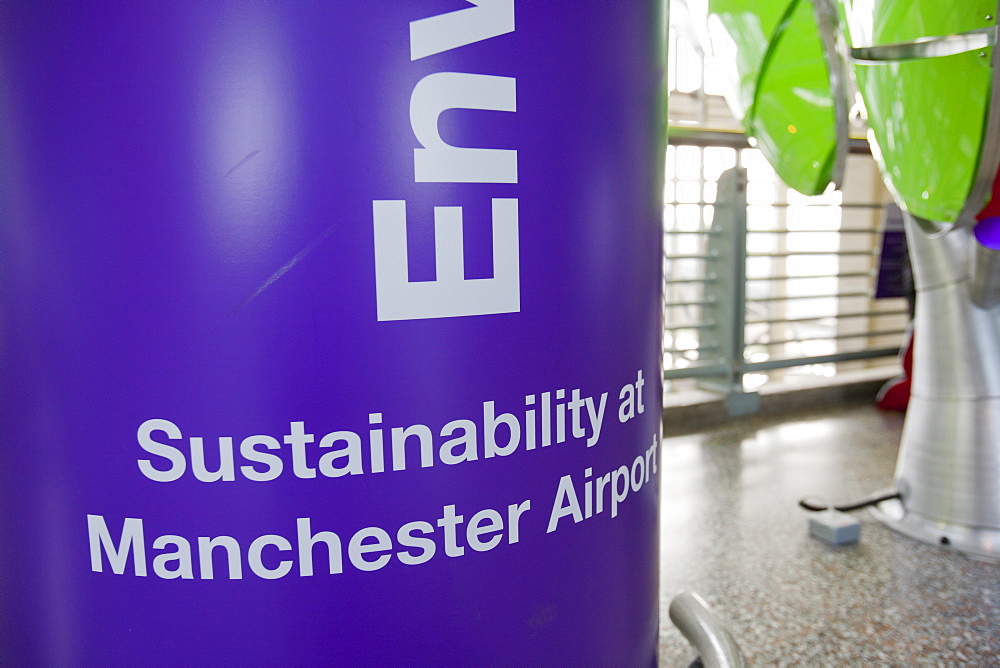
[976,166,1000,221]
[877,326,913,411]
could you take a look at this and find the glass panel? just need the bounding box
[676,204,702,231]
[676,38,703,93]
[704,146,738,180]
[703,181,718,204]
[747,182,776,204]
[676,145,703,180]
[741,148,775,181]
[676,180,702,204]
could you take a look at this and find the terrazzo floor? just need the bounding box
[657,403,1000,666]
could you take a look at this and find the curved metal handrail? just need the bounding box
[668,591,748,668]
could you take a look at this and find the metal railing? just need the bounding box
[663,161,908,414]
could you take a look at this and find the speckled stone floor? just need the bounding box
[657,404,1000,666]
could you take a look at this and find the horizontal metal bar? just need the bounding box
[664,322,717,331]
[749,291,874,303]
[664,345,721,355]
[664,278,714,285]
[669,201,886,210]
[663,229,718,235]
[666,127,871,154]
[746,250,875,257]
[668,254,715,260]
[754,329,907,347]
[747,202,885,210]
[667,127,753,148]
[664,300,714,308]
[830,203,885,210]
[746,271,874,282]
[746,226,880,233]
[663,362,730,379]
[665,348,900,379]
[742,347,901,371]
[746,309,909,326]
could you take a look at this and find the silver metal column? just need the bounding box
[872,215,1000,560]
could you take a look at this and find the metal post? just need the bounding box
[700,167,760,415]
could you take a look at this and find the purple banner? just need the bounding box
[875,203,909,300]
[0,2,664,664]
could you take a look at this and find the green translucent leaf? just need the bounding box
[749,0,838,195]
[841,0,996,222]
[841,0,995,50]
[855,51,992,222]
[707,0,790,119]
[709,0,839,195]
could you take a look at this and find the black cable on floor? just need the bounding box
[798,490,901,513]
